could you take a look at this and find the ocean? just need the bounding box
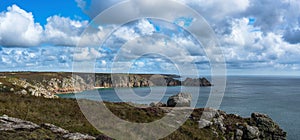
[58,76,300,139]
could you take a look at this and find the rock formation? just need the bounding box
[189,108,287,140]
[183,77,212,86]
[167,93,192,107]
[0,115,96,140]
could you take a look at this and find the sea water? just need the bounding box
[58,76,300,139]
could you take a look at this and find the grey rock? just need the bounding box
[213,115,226,133]
[0,115,40,131]
[244,125,260,139]
[199,119,212,128]
[167,93,192,107]
[41,123,69,134]
[201,108,220,120]
[63,132,96,140]
[235,129,243,140]
[251,112,287,140]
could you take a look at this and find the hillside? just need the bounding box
[0,93,286,140]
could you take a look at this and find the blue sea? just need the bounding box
[58,76,300,139]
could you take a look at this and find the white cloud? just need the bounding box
[0,5,43,47]
[73,47,104,61]
[220,18,300,70]
[137,19,155,36]
[179,0,250,21]
[44,15,89,46]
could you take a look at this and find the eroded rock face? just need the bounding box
[167,93,192,107]
[250,112,287,140]
[194,110,287,140]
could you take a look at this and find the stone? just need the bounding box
[167,93,192,107]
[251,112,287,139]
[244,125,260,139]
[41,123,69,134]
[235,129,243,140]
[63,132,96,140]
[213,115,226,133]
[199,119,212,128]
[0,115,40,131]
[201,108,219,120]
[21,89,27,95]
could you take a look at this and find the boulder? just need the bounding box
[235,129,243,140]
[199,119,212,128]
[244,125,260,139]
[167,93,192,107]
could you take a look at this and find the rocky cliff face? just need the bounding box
[0,72,212,98]
[190,108,287,140]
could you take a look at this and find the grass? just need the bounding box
[0,93,231,139]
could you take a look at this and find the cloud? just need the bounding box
[283,29,300,44]
[0,5,98,47]
[1,1,299,74]
[0,5,43,47]
[220,18,300,70]
[44,15,89,46]
[73,47,104,61]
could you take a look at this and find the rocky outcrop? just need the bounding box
[0,115,40,131]
[167,93,192,107]
[183,77,212,86]
[189,109,287,140]
[0,115,96,140]
[249,112,287,140]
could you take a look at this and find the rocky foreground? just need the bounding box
[0,72,211,98]
[0,109,286,140]
[0,92,286,140]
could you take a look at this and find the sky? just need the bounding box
[0,0,299,76]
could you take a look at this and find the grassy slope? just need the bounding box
[0,93,230,139]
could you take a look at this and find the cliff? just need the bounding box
[0,72,211,98]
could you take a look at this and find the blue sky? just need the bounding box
[0,0,299,76]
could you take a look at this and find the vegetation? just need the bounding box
[0,93,225,139]
[1,92,285,140]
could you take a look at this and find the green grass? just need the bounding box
[0,93,228,139]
